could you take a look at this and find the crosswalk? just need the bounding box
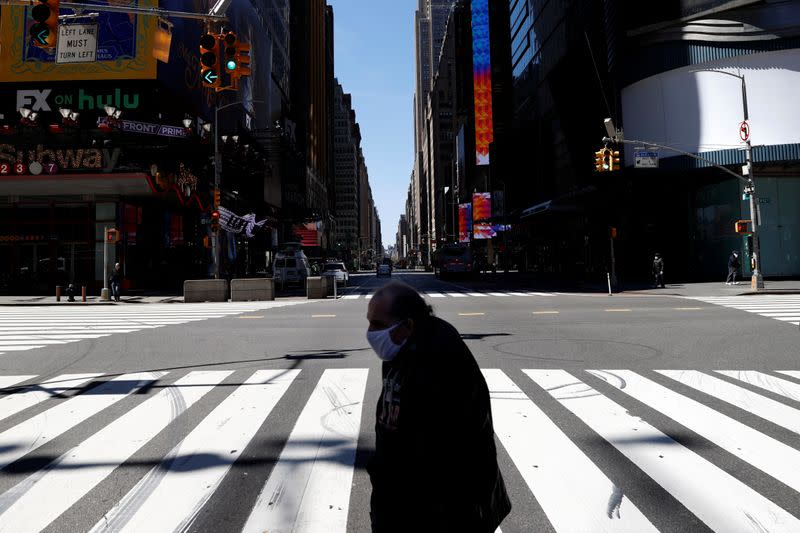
[688,295,800,326]
[2,367,800,531]
[340,290,555,300]
[0,301,308,356]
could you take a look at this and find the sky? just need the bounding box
[328,0,416,250]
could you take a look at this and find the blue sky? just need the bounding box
[328,0,415,249]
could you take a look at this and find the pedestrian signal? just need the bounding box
[106,228,121,243]
[30,0,59,48]
[199,33,221,88]
[734,220,751,234]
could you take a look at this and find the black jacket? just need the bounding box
[109,270,122,284]
[728,254,740,269]
[368,316,511,532]
[652,257,664,274]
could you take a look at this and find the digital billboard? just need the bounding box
[472,192,492,222]
[458,203,473,243]
[471,0,493,166]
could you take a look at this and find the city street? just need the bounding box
[0,272,799,531]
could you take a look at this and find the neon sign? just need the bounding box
[472,0,493,166]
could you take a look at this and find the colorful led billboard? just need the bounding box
[472,192,492,222]
[471,0,493,166]
[458,203,473,243]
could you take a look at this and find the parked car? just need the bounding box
[273,252,311,285]
[321,262,349,285]
[377,263,392,277]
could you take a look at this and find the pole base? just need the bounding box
[751,272,765,290]
[100,288,110,301]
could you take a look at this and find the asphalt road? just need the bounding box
[0,271,799,532]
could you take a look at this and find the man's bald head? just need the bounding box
[367,282,433,342]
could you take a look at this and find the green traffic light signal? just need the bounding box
[226,59,237,71]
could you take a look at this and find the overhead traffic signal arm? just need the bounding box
[30,0,59,48]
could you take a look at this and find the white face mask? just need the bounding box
[367,322,407,362]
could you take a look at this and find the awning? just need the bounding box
[0,172,154,197]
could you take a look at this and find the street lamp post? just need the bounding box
[212,99,264,279]
[692,69,763,289]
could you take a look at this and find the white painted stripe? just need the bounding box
[0,327,144,332]
[527,369,800,532]
[342,295,361,300]
[425,292,447,298]
[242,369,369,533]
[0,372,162,469]
[778,371,800,383]
[0,346,46,352]
[0,373,101,423]
[483,369,656,533]
[527,292,554,297]
[445,292,469,298]
[92,369,300,533]
[0,334,111,340]
[0,371,231,533]
[0,339,67,346]
[0,376,37,390]
[467,292,488,297]
[658,370,800,435]
[487,292,510,297]
[589,369,800,494]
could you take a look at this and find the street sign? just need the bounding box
[56,24,98,64]
[634,150,659,169]
[739,121,750,142]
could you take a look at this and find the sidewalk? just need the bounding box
[620,280,800,298]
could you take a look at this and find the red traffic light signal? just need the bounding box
[211,210,220,233]
[734,220,752,234]
[106,228,120,243]
[199,33,221,88]
[30,0,59,48]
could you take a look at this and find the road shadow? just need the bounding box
[460,333,511,341]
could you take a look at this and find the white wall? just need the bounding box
[621,49,800,165]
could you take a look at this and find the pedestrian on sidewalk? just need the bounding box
[366,281,511,533]
[109,263,122,302]
[653,253,665,288]
[726,251,741,285]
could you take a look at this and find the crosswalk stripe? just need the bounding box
[242,369,369,533]
[487,292,510,297]
[527,292,554,297]
[0,339,68,346]
[91,369,300,533]
[467,292,488,297]
[446,292,469,298]
[0,376,37,390]
[658,370,800,435]
[589,369,800,494]
[527,369,800,532]
[0,372,163,470]
[719,371,800,402]
[0,373,101,423]
[425,292,447,298]
[0,346,45,352]
[483,369,657,532]
[0,371,231,533]
[0,334,111,340]
[342,295,361,300]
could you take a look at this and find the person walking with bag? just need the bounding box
[109,263,123,302]
[366,281,511,532]
[726,251,740,285]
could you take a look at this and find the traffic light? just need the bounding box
[199,33,221,89]
[105,228,120,243]
[30,0,59,48]
[223,32,238,72]
[234,41,251,79]
[211,210,220,233]
[594,149,606,172]
[610,227,618,239]
[735,220,752,234]
[213,188,220,208]
[609,149,621,171]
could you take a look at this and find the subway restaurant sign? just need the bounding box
[56,24,98,64]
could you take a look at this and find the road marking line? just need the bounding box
[312,314,337,318]
[527,369,800,532]
[590,369,800,494]
[0,373,101,423]
[527,292,554,297]
[0,372,162,470]
[0,371,231,532]
[674,307,703,310]
[0,346,46,352]
[604,309,631,312]
[532,311,559,315]
[458,313,485,316]
[467,292,488,297]
[487,292,510,297]
[0,375,37,390]
[425,292,447,298]
[446,292,469,298]
[484,369,657,532]
[238,315,265,319]
[342,295,361,300]
[242,369,369,533]
[97,370,301,533]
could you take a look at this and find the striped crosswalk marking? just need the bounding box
[527,369,800,532]
[243,369,369,533]
[425,292,447,298]
[342,294,361,300]
[0,372,162,470]
[0,375,37,389]
[487,292,510,297]
[0,371,231,533]
[467,292,488,297]
[590,369,800,493]
[446,292,469,298]
[483,369,656,532]
[0,373,101,423]
[688,295,800,326]
[90,369,300,533]
[720,370,800,402]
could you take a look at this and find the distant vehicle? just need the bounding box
[433,244,474,280]
[273,248,311,285]
[377,263,392,277]
[321,262,349,285]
